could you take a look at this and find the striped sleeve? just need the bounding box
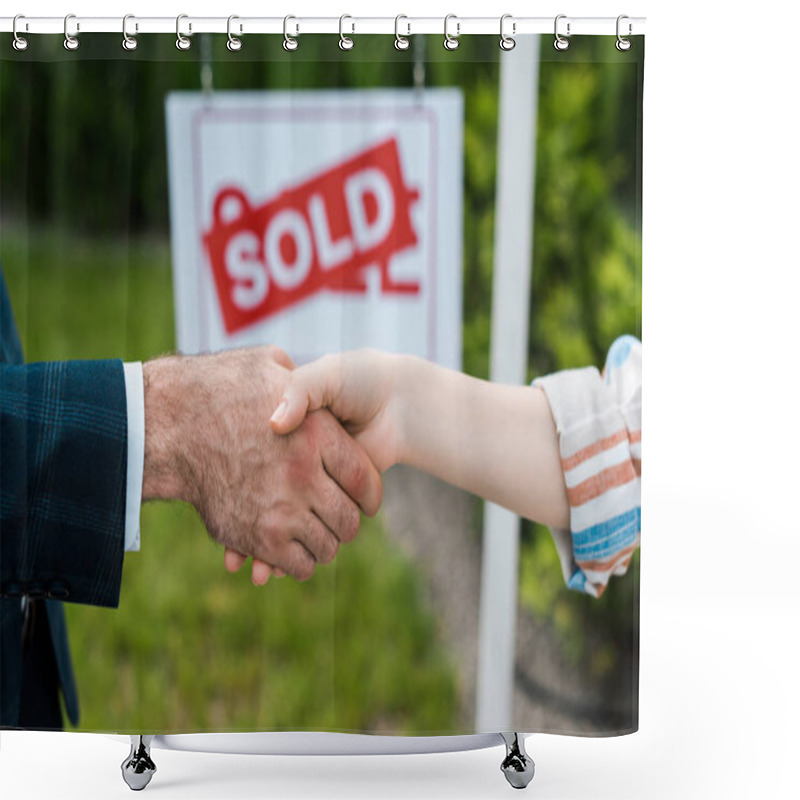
[533,336,641,598]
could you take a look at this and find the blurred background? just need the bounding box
[0,33,641,734]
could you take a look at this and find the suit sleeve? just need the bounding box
[0,360,127,608]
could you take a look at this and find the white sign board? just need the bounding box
[166,90,463,369]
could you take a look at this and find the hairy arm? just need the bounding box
[142,346,382,582]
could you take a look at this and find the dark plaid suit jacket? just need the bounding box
[0,268,128,728]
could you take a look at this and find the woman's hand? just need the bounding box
[269,349,404,472]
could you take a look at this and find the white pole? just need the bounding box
[476,34,540,733]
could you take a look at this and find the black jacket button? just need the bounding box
[46,580,70,600]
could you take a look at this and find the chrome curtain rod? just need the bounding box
[1,15,646,37]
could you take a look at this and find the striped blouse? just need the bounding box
[533,335,642,598]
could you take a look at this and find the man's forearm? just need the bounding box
[142,356,194,504]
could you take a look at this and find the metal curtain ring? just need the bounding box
[176,14,191,50]
[339,15,354,50]
[283,15,298,51]
[64,13,79,51]
[394,14,410,51]
[554,14,570,51]
[444,14,459,51]
[227,15,242,51]
[499,14,515,51]
[12,15,28,51]
[122,14,138,51]
[616,14,632,51]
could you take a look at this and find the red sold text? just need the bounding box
[203,137,421,335]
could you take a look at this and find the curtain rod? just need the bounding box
[0,15,646,37]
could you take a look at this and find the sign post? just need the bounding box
[476,36,541,733]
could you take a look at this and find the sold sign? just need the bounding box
[203,137,420,335]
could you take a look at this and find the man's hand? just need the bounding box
[141,346,383,581]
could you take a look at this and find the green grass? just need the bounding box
[1,226,459,734]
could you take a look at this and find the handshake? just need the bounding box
[143,345,571,586]
[143,346,384,586]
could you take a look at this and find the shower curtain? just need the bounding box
[0,25,643,742]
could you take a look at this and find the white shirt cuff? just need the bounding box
[123,362,144,552]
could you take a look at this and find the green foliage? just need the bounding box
[530,54,642,376]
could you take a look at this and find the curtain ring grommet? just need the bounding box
[499,14,515,51]
[443,14,460,51]
[12,15,28,51]
[616,14,632,51]
[64,13,79,51]
[176,14,191,50]
[283,15,299,51]
[394,15,410,51]
[553,14,570,51]
[227,15,242,51]
[339,15,355,50]
[122,14,138,51]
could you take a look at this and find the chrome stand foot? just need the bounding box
[121,735,156,791]
[500,732,535,789]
